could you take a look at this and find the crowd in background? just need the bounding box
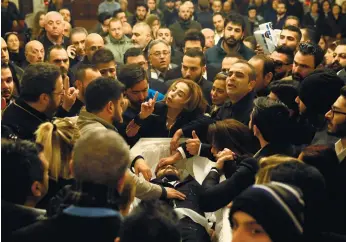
[1,0,346,241]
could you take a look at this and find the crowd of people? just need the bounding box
[1,0,346,241]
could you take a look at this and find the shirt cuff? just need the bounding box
[197,143,202,156]
[177,147,186,159]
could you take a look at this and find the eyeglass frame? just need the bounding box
[329,105,346,118]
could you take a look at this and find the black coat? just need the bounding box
[216,91,255,125]
[11,206,122,242]
[38,34,70,60]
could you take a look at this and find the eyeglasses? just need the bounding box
[151,51,170,57]
[330,106,346,118]
[272,59,290,68]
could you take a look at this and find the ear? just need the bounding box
[31,181,43,197]
[248,79,256,91]
[264,72,273,87]
[106,100,114,114]
[202,65,207,74]
[39,93,50,105]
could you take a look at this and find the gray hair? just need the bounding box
[71,27,88,38]
[73,129,130,187]
[148,39,169,52]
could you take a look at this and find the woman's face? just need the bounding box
[166,82,190,110]
[6,34,19,52]
[324,48,334,65]
[151,20,160,36]
[332,5,340,15]
[39,14,46,28]
[318,37,326,51]
[323,1,330,12]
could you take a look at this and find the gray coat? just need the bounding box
[105,35,133,64]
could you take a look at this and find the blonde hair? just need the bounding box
[165,79,208,113]
[255,155,302,184]
[35,117,80,181]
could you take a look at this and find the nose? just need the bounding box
[2,81,9,89]
[295,96,300,104]
[139,92,146,101]
[325,109,332,119]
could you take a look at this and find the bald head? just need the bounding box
[73,129,130,187]
[44,11,64,38]
[202,28,215,49]
[179,4,192,21]
[25,40,45,64]
[131,23,152,49]
[85,33,104,61]
[1,37,9,64]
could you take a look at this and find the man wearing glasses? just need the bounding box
[295,70,344,146]
[325,85,346,234]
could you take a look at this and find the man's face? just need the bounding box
[184,40,203,53]
[226,63,254,100]
[182,55,204,82]
[49,48,70,72]
[222,57,241,73]
[136,6,147,20]
[132,25,150,49]
[78,69,102,101]
[248,9,257,19]
[330,45,346,72]
[212,1,222,12]
[112,93,125,123]
[156,165,180,180]
[45,13,64,38]
[63,21,71,38]
[211,79,228,105]
[277,3,287,15]
[59,9,71,22]
[1,38,9,64]
[71,32,87,57]
[125,79,149,107]
[292,51,315,82]
[202,30,215,49]
[1,67,14,102]
[149,42,171,72]
[175,0,182,10]
[285,18,299,27]
[179,5,191,21]
[109,21,124,40]
[97,61,117,78]
[213,15,225,33]
[147,0,156,10]
[165,1,174,9]
[26,42,45,64]
[156,28,173,45]
[270,51,291,80]
[46,75,64,117]
[248,58,265,92]
[126,55,148,71]
[231,211,272,242]
[278,30,299,50]
[85,36,104,61]
[116,12,128,23]
[224,22,244,48]
[326,96,346,138]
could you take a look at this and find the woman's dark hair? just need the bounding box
[300,145,339,190]
[208,119,258,156]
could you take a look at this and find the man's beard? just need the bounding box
[224,36,240,48]
[327,61,344,73]
[1,89,12,101]
[44,97,60,118]
[292,72,304,82]
[137,14,145,21]
[327,122,346,138]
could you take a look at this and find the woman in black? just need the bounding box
[126,79,212,140]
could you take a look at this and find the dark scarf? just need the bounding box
[178,18,192,30]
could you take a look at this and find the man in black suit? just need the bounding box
[152,164,211,242]
[270,2,288,30]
